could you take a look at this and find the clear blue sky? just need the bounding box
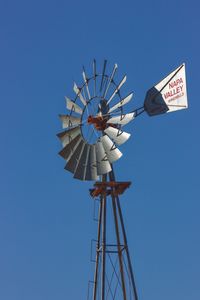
[0,0,199,299]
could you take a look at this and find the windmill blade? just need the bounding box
[57,127,81,147]
[100,59,107,93]
[59,114,81,129]
[144,63,188,116]
[93,59,97,97]
[107,112,136,126]
[85,145,99,181]
[65,97,83,114]
[73,82,87,106]
[104,127,130,145]
[96,140,112,175]
[100,135,122,163]
[65,140,85,174]
[58,134,82,161]
[108,93,133,113]
[107,75,127,105]
[82,67,91,99]
[74,144,90,180]
[103,63,118,99]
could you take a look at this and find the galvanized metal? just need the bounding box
[89,168,138,300]
[84,145,98,181]
[96,141,112,175]
[73,82,87,106]
[58,60,136,181]
[100,135,122,163]
[107,112,135,126]
[58,134,82,160]
[57,127,81,147]
[108,92,133,113]
[65,140,85,173]
[59,114,81,129]
[107,75,127,105]
[65,97,83,114]
[104,127,131,145]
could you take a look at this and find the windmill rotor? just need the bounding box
[57,60,135,181]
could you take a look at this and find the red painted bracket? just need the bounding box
[90,181,131,198]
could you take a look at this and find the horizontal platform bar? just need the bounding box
[89,181,131,197]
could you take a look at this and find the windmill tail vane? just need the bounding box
[57,60,188,300]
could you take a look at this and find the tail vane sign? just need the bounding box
[144,63,188,116]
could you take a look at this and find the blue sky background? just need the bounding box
[0,0,199,299]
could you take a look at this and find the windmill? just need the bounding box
[57,60,188,300]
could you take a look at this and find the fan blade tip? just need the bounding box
[56,131,64,138]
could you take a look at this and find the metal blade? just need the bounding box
[108,92,133,113]
[74,144,90,180]
[103,63,118,99]
[59,114,81,129]
[104,127,130,145]
[107,112,136,126]
[82,67,91,99]
[93,59,97,97]
[58,134,82,161]
[96,140,112,175]
[64,140,85,174]
[57,127,81,147]
[73,82,87,106]
[65,97,83,115]
[100,60,107,93]
[100,135,122,163]
[107,75,127,105]
[85,145,99,181]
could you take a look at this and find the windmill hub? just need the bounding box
[87,115,108,131]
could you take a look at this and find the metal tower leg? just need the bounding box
[101,191,106,300]
[111,193,127,300]
[110,170,139,300]
[115,196,138,300]
[92,194,103,300]
[90,170,138,300]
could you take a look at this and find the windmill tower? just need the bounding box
[57,60,188,300]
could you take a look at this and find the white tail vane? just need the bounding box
[144,63,188,116]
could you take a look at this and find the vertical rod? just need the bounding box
[111,193,127,300]
[93,197,103,300]
[101,174,107,300]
